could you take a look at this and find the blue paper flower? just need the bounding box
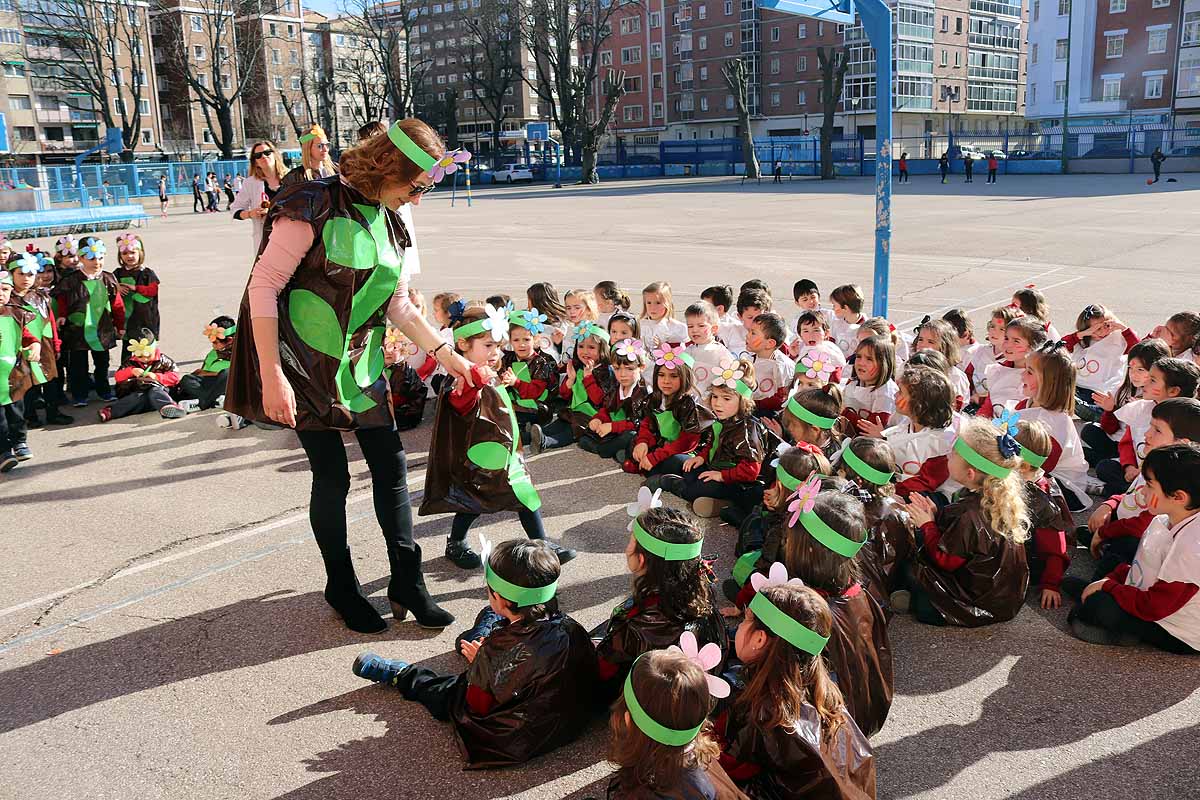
[996,408,1021,437]
[79,238,106,260]
[519,309,547,336]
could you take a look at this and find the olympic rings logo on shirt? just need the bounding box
[901,459,921,476]
[694,365,711,383]
[1083,359,1100,374]
[1136,440,1148,461]
[758,378,775,395]
[1121,485,1151,513]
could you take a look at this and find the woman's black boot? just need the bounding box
[388,542,455,629]
[323,548,387,634]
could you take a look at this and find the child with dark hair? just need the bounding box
[725,288,771,358]
[627,349,709,476]
[593,280,631,328]
[1063,303,1141,421]
[9,250,72,428]
[498,312,559,436]
[98,331,185,422]
[420,305,576,569]
[176,316,236,412]
[868,365,957,502]
[793,309,846,385]
[595,503,728,701]
[684,301,735,385]
[1147,311,1200,363]
[718,580,877,796]
[352,537,601,765]
[1011,286,1059,341]
[841,335,898,433]
[745,311,794,417]
[607,309,641,347]
[0,268,40,471]
[967,305,1022,405]
[1069,443,1200,654]
[702,284,739,346]
[1013,419,1074,610]
[1079,398,1200,582]
[382,327,428,432]
[484,293,510,310]
[659,357,764,518]
[977,316,1049,419]
[53,236,125,407]
[1082,338,1169,472]
[581,340,649,459]
[607,647,745,800]
[526,281,568,357]
[835,436,911,610]
[828,284,866,357]
[781,386,844,459]
[914,318,970,409]
[529,321,614,454]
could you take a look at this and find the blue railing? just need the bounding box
[0,160,251,203]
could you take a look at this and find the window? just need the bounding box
[14,126,35,141]
[699,65,708,79]
[289,50,298,64]
[138,99,151,114]
[620,17,640,35]
[697,4,706,18]
[623,75,642,92]
[724,0,733,13]
[1151,0,1168,6]
[1106,33,1124,58]
[287,24,295,38]
[797,55,807,71]
[1058,0,1069,14]
[221,73,231,89]
[8,95,31,110]
[276,101,286,114]
[1031,43,1037,63]
[623,104,643,121]
[653,73,663,89]
[141,129,152,145]
[1110,0,1125,10]
[652,102,663,118]
[292,76,301,90]
[1055,38,1068,60]
[1029,84,1036,103]
[941,15,948,31]
[1186,11,1200,46]
[941,48,948,66]
[1102,77,1121,100]
[954,51,961,67]
[797,22,806,38]
[114,98,127,114]
[273,76,284,89]
[650,42,663,58]
[621,46,641,64]
[955,16,962,34]
[107,40,120,57]
[770,57,780,74]
[203,129,212,143]
[191,15,203,32]
[220,46,229,60]
[724,31,734,46]
[818,22,824,35]
[649,11,662,27]
[269,22,277,36]
[272,48,281,64]
[699,96,708,111]
[725,94,734,109]
[771,26,780,41]
[197,73,207,88]
[1053,80,1065,101]
[698,34,707,49]
[770,91,780,106]
[600,50,612,66]
[1033,0,1039,20]
[2,63,21,77]
[1147,28,1167,54]
[1145,74,1163,98]
[1181,52,1200,96]
[798,89,806,105]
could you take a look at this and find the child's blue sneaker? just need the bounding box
[352,651,410,686]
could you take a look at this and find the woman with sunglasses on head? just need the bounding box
[231,140,288,255]
[281,124,339,189]
[225,119,474,636]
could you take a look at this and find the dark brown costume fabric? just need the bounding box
[53,271,120,352]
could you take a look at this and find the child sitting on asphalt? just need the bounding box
[99,332,185,422]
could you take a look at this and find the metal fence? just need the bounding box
[0,160,251,203]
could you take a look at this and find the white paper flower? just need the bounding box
[481,303,508,342]
[625,486,662,531]
[749,561,805,593]
[478,533,494,565]
[710,357,745,389]
[668,631,730,698]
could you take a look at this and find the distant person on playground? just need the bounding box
[987,153,999,184]
[962,153,973,183]
[898,152,909,183]
[1151,147,1167,183]
[773,160,783,183]
[938,152,949,184]
[191,174,203,213]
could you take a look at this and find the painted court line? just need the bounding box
[894,266,1066,328]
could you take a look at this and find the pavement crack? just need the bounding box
[892,264,978,305]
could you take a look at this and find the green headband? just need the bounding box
[713,378,753,399]
[841,447,894,486]
[299,131,318,144]
[484,561,557,607]
[953,436,1013,479]
[748,591,830,656]
[623,656,701,746]
[223,323,237,337]
[776,462,804,492]
[633,518,703,561]
[576,323,610,343]
[797,509,867,558]
[787,396,837,430]
[453,319,497,341]
[1019,445,1048,469]
[388,122,437,172]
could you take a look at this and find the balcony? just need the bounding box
[35,108,71,123]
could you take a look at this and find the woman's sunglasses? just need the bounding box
[252,149,274,160]
[408,181,436,197]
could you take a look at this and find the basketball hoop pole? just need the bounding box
[857,0,892,317]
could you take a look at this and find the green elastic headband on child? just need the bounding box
[798,509,867,559]
[299,131,318,144]
[1019,445,1048,469]
[577,323,610,342]
[484,561,557,607]
[953,436,1012,479]
[623,655,701,746]
[715,378,753,399]
[748,591,830,656]
[842,447,894,486]
[787,396,836,430]
[776,461,804,492]
[387,121,437,172]
[224,323,237,336]
[633,518,703,561]
[453,319,494,341]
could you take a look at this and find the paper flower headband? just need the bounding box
[128,337,157,360]
[14,252,43,275]
[479,534,558,607]
[747,563,830,656]
[428,149,472,182]
[298,124,327,145]
[79,238,106,260]
[839,444,896,486]
[203,323,237,343]
[56,236,78,256]
[452,303,508,343]
[995,408,1045,468]
[572,320,610,343]
[614,338,645,363]
[799,351,835,383]
[447,298,468,326]
[785,477,866,559]
[952,419,1021,480]
[623,631,731,747]
[115,233,141,253]
[510,308,547,335]
[36,252,54,270]
[652,343,694,370]
[710,357,752,399]
[627,487,703,560]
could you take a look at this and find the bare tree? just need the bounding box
[723,57,760,180]
[20,0,152,162]
[158,0,275,159]
[329,31,391,128]
[520,0,630,170]
[579,69,624,183]
[457,0,520,163]
[340,0,429,121]
[817,46,849,181]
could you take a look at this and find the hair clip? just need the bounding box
[447,299,468,326]
[614,338,645,362]
[913,314,931,336]
[1082,304,1104,319]
[668,631,730,699]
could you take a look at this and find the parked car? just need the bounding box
[492,163,534,183]
[1008,149,1057,160]
[981,149,1007,160]
[950,145,987,161]
[1170,145,1200,156]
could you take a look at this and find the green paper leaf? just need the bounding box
[354,327,386,388]
[68,312,84,325]
[354,203,402,270]
[347,260,400,335]
[467,441,510,471]
[288,290,344,359]
[322,216,376,270]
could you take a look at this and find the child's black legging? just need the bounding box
[579,430,635,459]
[67,349,111,402]
[673,469,745,502]
[450,508,546,543]
[393,667,466,720]
[1080,421,1118,466]
[108,385,176,419]
[1074,592,1197,654]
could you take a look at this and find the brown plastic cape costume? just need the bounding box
[13,290,57,386]
[907,491,1030,627]
[1024,478,1074,586]
[561,362,619,437]
[115,352,179,399]
[450,611,598,767]
[720,695,876,800]
[112,266,160,339]
[419,382,541,515]
[645,392,712,444]
[225,176,409,431]
[856,495,915,614]
[699,413,765,468]
[0,302,34,405]
[593,583,730,702]
[53,270,120,353]
[606,762,750,800]
[502,349,559,419]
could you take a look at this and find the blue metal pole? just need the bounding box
[857,0,893,317]
[555,141,562,188]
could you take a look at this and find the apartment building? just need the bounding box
[307,10,395,149]
[1174,0,1199,125]
[2,0,162,164]
[238,0,307,149]
[602,0,670,143]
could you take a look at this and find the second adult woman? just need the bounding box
[231,141,288,255]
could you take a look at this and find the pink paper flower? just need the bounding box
[652,343,686,369]
[801,352,834,382]
[749,561,806,593]
[711,358,745,389]
[786,475,822,528]
[615,338,645,362]
[428,149,472,182]
[669,631,730,698]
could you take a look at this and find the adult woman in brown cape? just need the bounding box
[225,119,474,634]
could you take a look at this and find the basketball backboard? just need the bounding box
[526,122,549,141]
[758,0,854,23]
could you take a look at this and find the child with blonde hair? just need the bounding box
[1017,342,1091,510]
[640,280,687,350]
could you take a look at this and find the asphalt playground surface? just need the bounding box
[2,172,1199,799]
